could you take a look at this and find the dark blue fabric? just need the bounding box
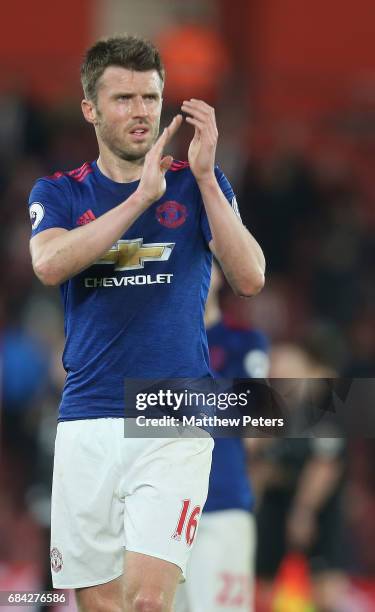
[28,161,235,420]
[204,322,269,513]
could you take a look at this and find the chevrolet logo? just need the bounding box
[97,239,175,271]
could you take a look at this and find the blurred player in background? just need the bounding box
[27,36,265,612]
[254,343,347,612]
[176,262,269,612]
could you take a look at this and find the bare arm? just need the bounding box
[181,99,265,297]
[30,115,182,286]
[291,455,343,514]
[199,177,265,296]
[286,445,344,550]
[30,194,146,286]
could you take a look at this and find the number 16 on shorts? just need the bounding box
[172,500,201,546]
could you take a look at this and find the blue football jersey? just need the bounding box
[204,321,269,513]
[28,161,238,421]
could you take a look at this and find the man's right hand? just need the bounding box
[136,114,182,206]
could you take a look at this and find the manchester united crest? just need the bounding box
[50,547,63,573]
[156,201,187,228]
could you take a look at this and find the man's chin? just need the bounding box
[118,142,151,162]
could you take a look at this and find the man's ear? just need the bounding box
[81,99,98,125]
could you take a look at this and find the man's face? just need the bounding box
[91,67,163,161]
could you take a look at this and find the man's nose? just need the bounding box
[131,96,148,117]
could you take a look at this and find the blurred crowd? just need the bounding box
[0,79,374,611]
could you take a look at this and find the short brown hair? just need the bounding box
[81,35,165,102]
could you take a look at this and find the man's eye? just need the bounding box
[118,95,131,101]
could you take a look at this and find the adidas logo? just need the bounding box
[76,209,96,225]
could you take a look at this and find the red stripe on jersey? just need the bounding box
[67,162,90,178]
[46,162,92,181]
[74,167,93,182]
[171,160,189,166]
[170,160,190,172]
[47,171,64,180]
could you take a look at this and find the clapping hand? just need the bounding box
[137,114,183,206]
[181,99,218,183]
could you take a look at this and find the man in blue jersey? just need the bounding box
[175,263,269,612]
[28,36,265,612]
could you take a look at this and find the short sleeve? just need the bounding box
[28,178,72,237]
[200,166,242,244]
[310,438,345,459]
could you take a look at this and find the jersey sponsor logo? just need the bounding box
[29,202,45,229]
[76,209,96,225]
[156,200,188,228]
[84,273,173,288]
[50,547,63,573]
[231,196,241,219]
[96,239,175,271]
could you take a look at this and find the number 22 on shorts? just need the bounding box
[172,499,201,546]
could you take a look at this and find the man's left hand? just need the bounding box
[181,99,218,182]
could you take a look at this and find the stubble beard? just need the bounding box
[97,112,160,163]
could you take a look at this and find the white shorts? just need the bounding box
[175,510,256,612]
[50,418,213,589]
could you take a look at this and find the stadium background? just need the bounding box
[0,1,374,610]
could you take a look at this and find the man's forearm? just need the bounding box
[31,190,150,286]
[198,175,265,296]
[292,458,343,514]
